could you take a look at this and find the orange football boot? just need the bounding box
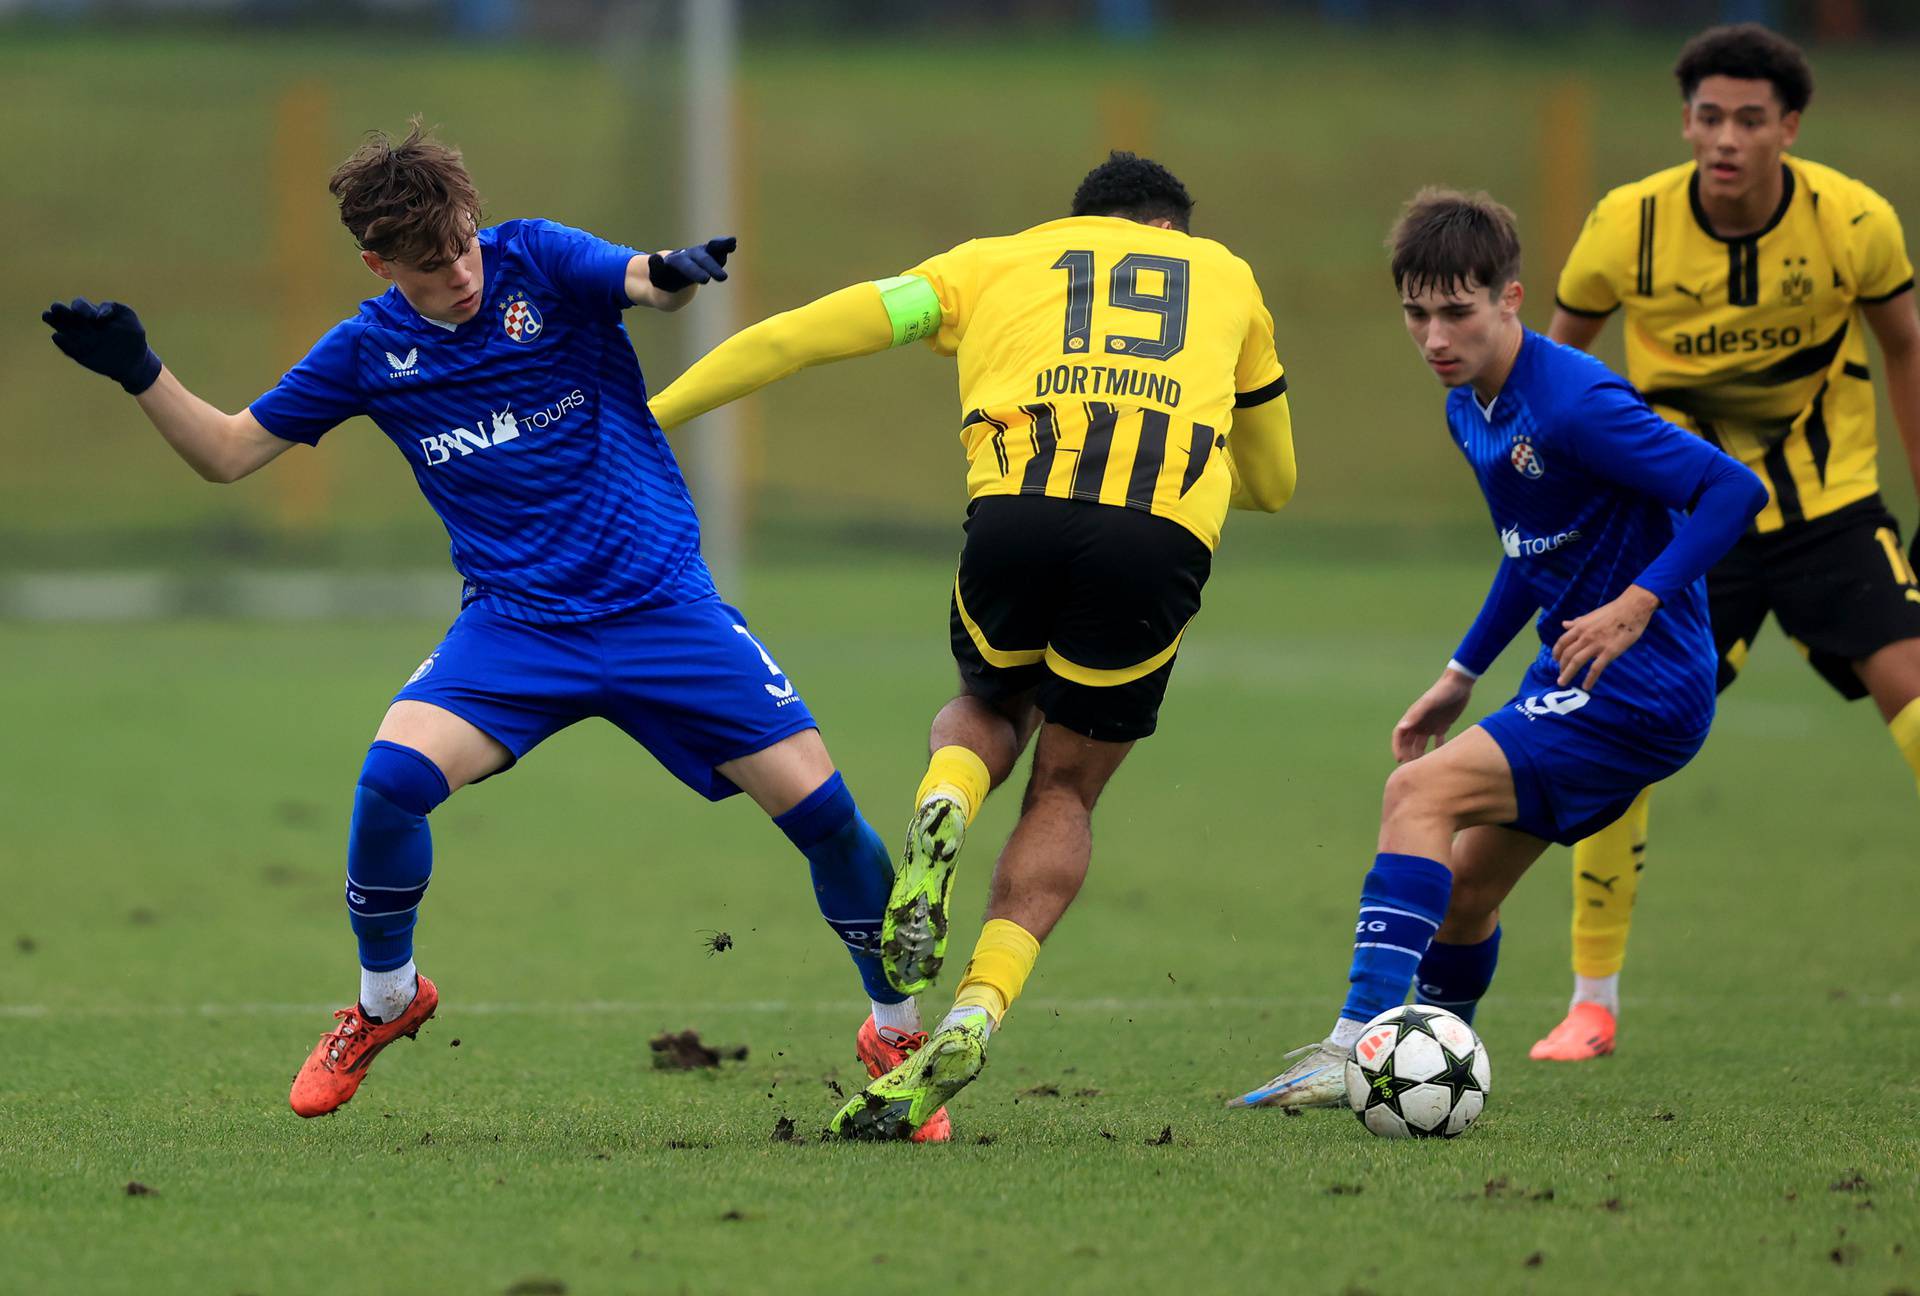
[856,1015,951,1143]
[1528,1000,1617,1061]
[289,974,439,1117]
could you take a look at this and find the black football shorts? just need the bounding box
[949,494,1211,742]
[1709,494,1920,699]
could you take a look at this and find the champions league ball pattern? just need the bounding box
[1344,1005,1491,1139]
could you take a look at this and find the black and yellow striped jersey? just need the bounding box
[1556,156,1914,532]
[902,215,1287,550]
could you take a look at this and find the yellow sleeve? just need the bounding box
[1235,274,1287,401]
[648,283,897,431]
[1226,392,1296,513]
[1555,198,1628,318]
[899,242,978,355]
[1850,182,1916,304]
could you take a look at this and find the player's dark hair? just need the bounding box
[1388,187,1522,300]
[328,116,483,270]
[1071,151,1194,231]
[1674,24,1813,115]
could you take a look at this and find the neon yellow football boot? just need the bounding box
[831,1012,989,1141]
[880,796,969,995]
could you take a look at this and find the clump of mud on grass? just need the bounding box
[649,1029,749,1070]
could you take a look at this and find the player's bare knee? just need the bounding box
[1380,761,1449,834]
[1854,636,1920,723]
[373,701,506,792]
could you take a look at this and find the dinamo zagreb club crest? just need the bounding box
[500,291,543,343]
[1509,433,1544,479]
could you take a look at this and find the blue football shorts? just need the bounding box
[1475,657,1709,847]
[393,596,818,800]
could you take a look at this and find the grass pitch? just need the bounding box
[3,554,1916,1294]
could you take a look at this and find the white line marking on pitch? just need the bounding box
[0,992,1905,1020]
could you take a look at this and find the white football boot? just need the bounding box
[1229,1040,1351,1110]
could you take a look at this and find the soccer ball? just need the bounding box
[1343,1005,1491,1138]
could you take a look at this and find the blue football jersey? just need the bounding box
[1447,331,1733,734]
[250,219,712,623]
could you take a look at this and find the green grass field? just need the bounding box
[4,554,1917,1294]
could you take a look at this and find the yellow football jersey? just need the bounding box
[1557,156,1914,532]
[902,215,1287,550]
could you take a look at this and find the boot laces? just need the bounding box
[320,1007,371,1070]
[1259,1040,1340,1088]
[876,1026,929,1056]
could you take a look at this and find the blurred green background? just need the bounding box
[6,18,1917,574]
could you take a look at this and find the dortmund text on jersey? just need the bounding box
[903,215,1287,550]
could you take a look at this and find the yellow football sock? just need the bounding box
[916,745,992,822]
[1569,787,1651,979]
[1891,699,1920,799]
[950,918,1040,1025]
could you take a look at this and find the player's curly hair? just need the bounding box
[1674,24,1813,115]
[328,116,483,270]
[1071,151,1194,231]
[1388,187,1522,299]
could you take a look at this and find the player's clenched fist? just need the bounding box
[647,236,737,293]
[42,298,163,395]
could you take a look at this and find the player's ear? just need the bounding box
[1499,278,1524,317]
[1779,110,1801,150]
[361,250,393,282]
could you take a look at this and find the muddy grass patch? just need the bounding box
[649,1029,749,1070]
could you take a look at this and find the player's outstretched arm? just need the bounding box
[1860,291,1920,556]
[625,237,737,312]
[43,299,290,483]
[649,279,926,430]
[1225,394,1297,512]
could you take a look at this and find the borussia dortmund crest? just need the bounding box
[499,290,543,343]
[1510,433,1544,479]
[1780,256,1813,307]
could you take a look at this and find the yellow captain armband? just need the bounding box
[873,275,941,346]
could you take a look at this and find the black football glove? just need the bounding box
[43,298,163,395]
[647,236,737,293]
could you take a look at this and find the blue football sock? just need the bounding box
[1340,852,1453,1025]
[1414,926,1502,1025]
[346,741,450,974]
[775,771,902,1005]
